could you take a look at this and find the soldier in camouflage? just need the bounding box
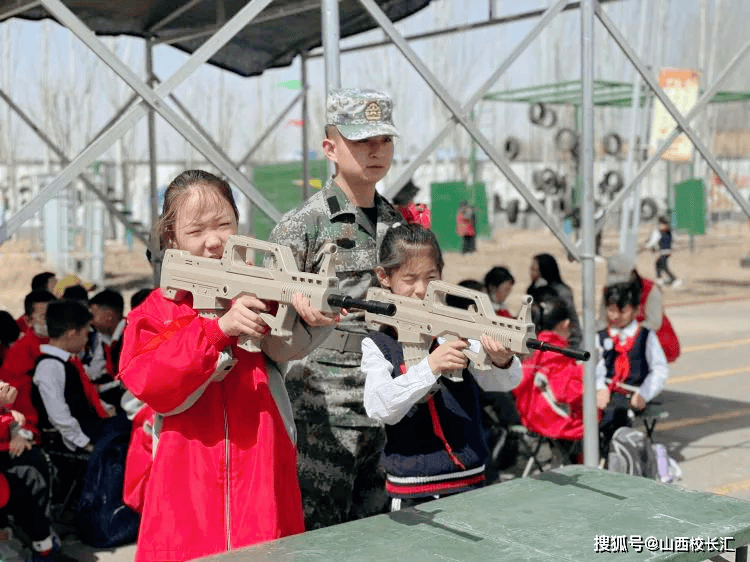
[269,88,403,529]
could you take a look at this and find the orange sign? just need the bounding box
[649,68,700,162]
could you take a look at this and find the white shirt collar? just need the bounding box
[608,319,639,340]
[39,344,72,362]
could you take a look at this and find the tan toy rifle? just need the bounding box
[365,281,589,380]
[161,234,395,352]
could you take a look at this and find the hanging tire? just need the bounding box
[640,197,658,221]
[602,170,624,195]
[532,170,545,191]
[507,199,520,224]
[540,168,559,195]
[529,102,547,126]
[493,193,503,212]
[602,132,623,156]
[542,107,558,128]
[504,136,521,161]
[555,128,578,152]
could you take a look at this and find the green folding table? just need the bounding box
[203,465,750,561]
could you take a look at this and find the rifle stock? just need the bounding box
[160,235,393,352]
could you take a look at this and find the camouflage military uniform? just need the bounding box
[269,177,402,529]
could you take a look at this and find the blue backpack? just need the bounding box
[76,419,140,547]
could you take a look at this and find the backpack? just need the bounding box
[606,426,658,479]
[75,418,140,547]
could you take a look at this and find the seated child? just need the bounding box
[32,299,115,453]
[0,381,58,561]
[4,291,56,379]
[86,289,127,407]
[596,281,668,452]
[484,266,515,318]
[513,289,584,446]
[0,310,21,368]
[362,224,522,511]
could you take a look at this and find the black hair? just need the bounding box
[446,279,485,310]
[46,299,92,339]
[603,281,640,310]
[658,215,670,226]
[24,290,57,317]
[531,288,572,332]
[484,266,515,290]
[62,284,89,303]
[533,253,563,285]
[130,288,153,310]
[378,223,444,276]
[89,289,125,317]
[0,310,20,346]
[31,272,56,292]
[392,179,420,207]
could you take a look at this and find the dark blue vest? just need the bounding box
[369,332,487,483]
[32,353,101,432]
[659,230,672,252]
[598,327,651,388]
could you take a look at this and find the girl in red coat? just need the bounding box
[514,289,586,450]
[119,170,336,562]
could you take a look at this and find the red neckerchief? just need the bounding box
[102,343,114,378]
[607,326,641,395]
[69,355,109,419]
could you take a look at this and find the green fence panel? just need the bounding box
[430,181,489,253]
[674,178,705,235]
[250,160,328,240]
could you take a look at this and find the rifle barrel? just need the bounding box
[328,295,397,316]
[526,338,591,361]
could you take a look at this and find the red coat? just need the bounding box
[119,290,304,562]
[639,279,680,363]
[0,366,41,450]
[2,330,47,379]
[513,332,584,441]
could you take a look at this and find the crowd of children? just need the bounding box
[0,87,679,561]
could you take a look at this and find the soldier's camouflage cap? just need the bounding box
[326,88,400,141]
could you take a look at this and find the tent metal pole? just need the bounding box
[322,0,341,94]
[618,0,650,260]
[146,37,160,283]
[322,0,340,179]
[148,0,203,33]
[385,0,569,200]
[357,0,580,259]
[580,0,598,467]
[595,7,750,222]
[301,51,311,200]
[0,0,277,244]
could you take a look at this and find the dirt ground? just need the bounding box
[1,220,749,319]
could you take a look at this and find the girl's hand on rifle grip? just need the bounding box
[218,295,270,339]
[428,340,469,375]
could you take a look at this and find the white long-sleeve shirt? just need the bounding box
[34,344,92,450]
[362,336,522,425]
[594,320,669,402]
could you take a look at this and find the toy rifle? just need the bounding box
[365,281,590,380]
[161,234,395,352]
